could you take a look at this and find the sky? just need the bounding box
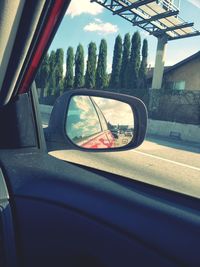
[49,0,200,72]
[93,97,134,125]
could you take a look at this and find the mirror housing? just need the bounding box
[45,89,148,152]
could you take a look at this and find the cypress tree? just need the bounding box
[74,44,84,88]
[139,39,148,88]
[85,42,97,89]
[109,35,122,91]
[38,53,49,99]
[55,48,64,96]
[128,31,141,92]
[96,39,108,89]
[48,50,56,96]
[65,47,74,90]
[35,64,41,93]
[139,39,149,105]
[119,33,131,91]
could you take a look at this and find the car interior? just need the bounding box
[0,1,199,267]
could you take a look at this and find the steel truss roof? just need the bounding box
[91,0,200,41]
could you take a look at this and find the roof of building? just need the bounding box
[164,50,200,74]
[147,50,200,80]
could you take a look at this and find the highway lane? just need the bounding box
[40,109,200,198]
[49,136,200,198]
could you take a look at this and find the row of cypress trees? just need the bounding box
[110,32,148,95]
[65,39,108,91]
[35,49,64,98]
[35,31,148,99]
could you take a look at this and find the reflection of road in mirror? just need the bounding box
[113,133,133,147]
[66,95,134,149]
[92,96,134,148]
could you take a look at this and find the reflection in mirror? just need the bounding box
[65,95,134,149]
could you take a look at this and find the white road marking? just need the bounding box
[134,150,200,172]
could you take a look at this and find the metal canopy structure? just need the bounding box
[91,0,200,41]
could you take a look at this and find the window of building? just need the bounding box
[173,80,185,90]
[165,80,185,90]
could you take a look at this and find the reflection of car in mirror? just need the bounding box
[124,129,133,137]
[66,95,135,149]
[66,95,115,149]
[110,129,119,139]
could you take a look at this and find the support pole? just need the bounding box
[151,37,168,89]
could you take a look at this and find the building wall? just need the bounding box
[163,56,200,90]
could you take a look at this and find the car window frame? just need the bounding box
[65,95,104,144]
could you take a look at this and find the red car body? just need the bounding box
[66,95,115,149]
[79,130,115,149]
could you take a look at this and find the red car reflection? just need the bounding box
[67,96,115,149]
[79,130,114,149]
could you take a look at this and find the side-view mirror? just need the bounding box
[45,89,147,152]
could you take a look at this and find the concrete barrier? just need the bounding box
[40,104,53,113]
[39,104,200,143]
[148,119,200,143]
[40,104,53,125]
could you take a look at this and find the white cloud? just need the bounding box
[84,21,118,35]
[93,97,134,125]
[66,0,103,17]
[94,18,102,23]
[187,0,200,8]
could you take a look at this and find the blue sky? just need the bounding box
[49,0,200,72]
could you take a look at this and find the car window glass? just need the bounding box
[92,99,108,131]
[36,0,200,197]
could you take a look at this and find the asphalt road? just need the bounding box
[49,135,200,198]
[40,109,200,198]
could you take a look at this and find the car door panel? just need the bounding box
[0,150,199,266]
[15,198,176,267]
[0,170,17,267]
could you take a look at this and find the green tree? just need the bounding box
[96,39,108,89]
[85,42,97,89]
[138,39,149,105]
[36,53,49,99]
[47,50,56,96]
[109,35,122,91]
[119,33,131,91]
[35,65,41,93]
[54,48,64,96]
[128,31,141,92]
[139,39,148,88]
[64,47,74,90]
[74,44,85,88]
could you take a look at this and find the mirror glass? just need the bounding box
[65,95,134,149]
